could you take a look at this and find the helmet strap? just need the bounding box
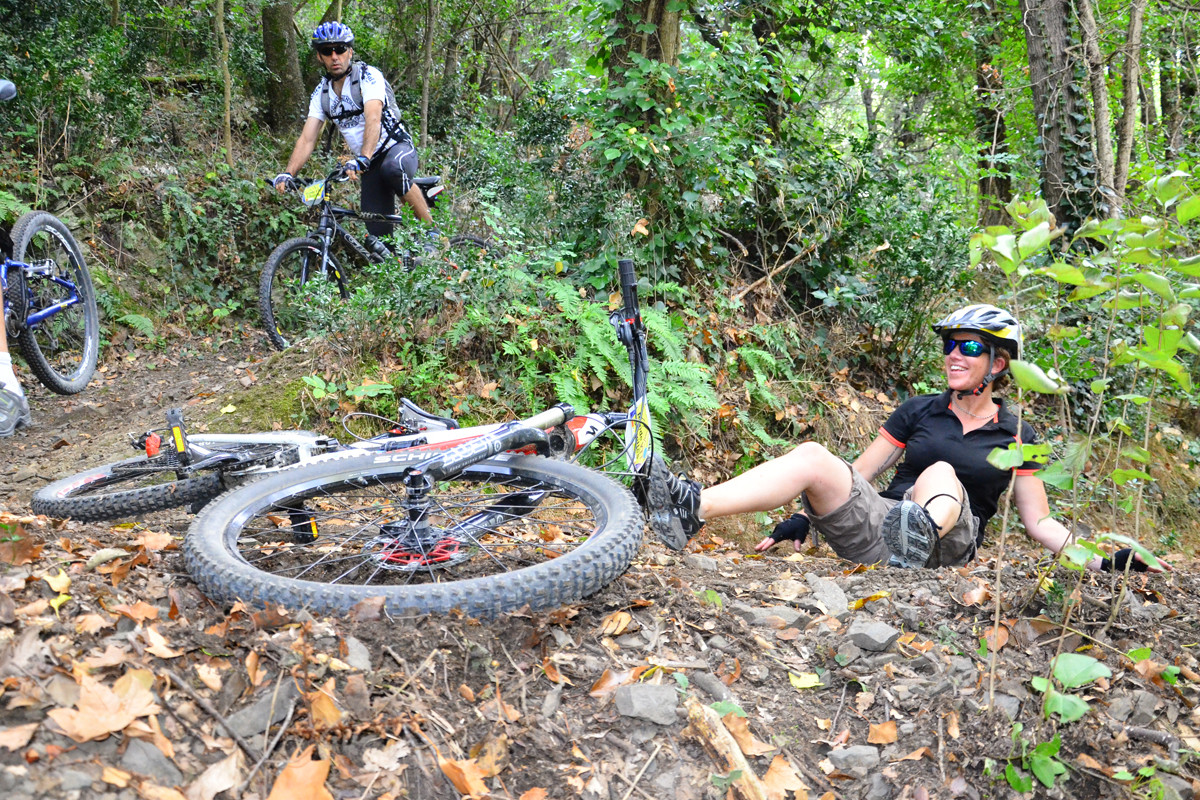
[956,345,1005,399]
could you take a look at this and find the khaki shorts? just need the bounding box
[800,463,977,567]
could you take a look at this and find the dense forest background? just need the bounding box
[2,0,1199,543]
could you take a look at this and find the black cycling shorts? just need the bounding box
[360,139,418,237]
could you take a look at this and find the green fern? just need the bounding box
[117,313,155,337]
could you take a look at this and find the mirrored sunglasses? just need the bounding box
[943,338,987,358]
[316,44,349,56]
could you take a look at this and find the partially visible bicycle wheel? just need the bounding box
[259,237,350,350]
[184,451,643,618]
[11,211,100,394]
[445,234,502,269]
[33,442,300,522]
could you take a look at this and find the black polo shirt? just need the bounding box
[878,390,1041,536]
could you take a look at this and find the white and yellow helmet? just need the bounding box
[932,304,1021,359]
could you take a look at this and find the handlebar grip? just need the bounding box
[618,258,639,321]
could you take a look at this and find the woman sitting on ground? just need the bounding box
[655,305,1161,574]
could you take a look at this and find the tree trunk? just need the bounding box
[1162,40,1183,160]
[1020,0,1091,231]
[262,0,307,133]
[420,0,436,146]
[110,0,119,27]
[1112,0,1148,215]
[1077,0,1114,213]
[976,0,1011,227]
[608,0,682,71]
[214,0,233,166]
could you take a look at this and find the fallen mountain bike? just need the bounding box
[260,164,495,350]
[37,259,688,616]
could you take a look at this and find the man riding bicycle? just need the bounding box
[274,22,433,241]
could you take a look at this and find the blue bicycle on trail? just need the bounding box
[0,79,100,395]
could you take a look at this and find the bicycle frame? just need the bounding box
[2,253,87,332]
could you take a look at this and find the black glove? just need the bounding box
[1100,548,1149,573]
[771,513,811,543]
[346,154,371,174]
[273,172,296,191]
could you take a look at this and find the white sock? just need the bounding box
[0,352,23,396]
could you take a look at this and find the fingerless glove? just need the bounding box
[772,513,811,543]
[1100,548,1149,573]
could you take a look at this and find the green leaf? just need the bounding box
[1129,271,1175,302]
[1039,261,1086,285]
[1111,468,1152,485]
[1120,445,1151,463]
[1018,221,1053,259]
[1051,653,1112,688]
[1035,461,1074,490]
[1043,688,1089,723]
[1096,532,1164,571]
[1006,764,1033,792]
[1180,195,1200,224]
[1127,647,1153,661]
[710,700,746,717]
[604,148,622,161]
[1030,752,1068,787]
[1009,359,1068,394]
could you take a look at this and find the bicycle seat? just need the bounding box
[413,177,441,188]
[399,398,459,431]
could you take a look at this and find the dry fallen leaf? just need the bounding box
[0,723,39,751]
[961,583,991,606]
[945,710,960,739]
[439,757,488,797]
[541,658,573,685]
[136,531,174,551]
[112,601,159,623]
[305,677,343,728]
[195,664,222,692]
[185,750,243,800]
[762,754,808,799]
[266,745,334,800]
[144,626,184,659]
[458,684,476,703]
[75,613,114,634]
[893,747,935,762]
[42,568,71,593]
[469,732,510,777]
[868,720,897,744]
[519,789,549,800]
[723,713,776,756]
[598,610,632,637]
[983,624,1010,652]
[47,669,159,742]
[479,696,520,723]
[588,667,647,699]
[246,652,266,687]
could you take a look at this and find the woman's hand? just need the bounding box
[755,513,810,553]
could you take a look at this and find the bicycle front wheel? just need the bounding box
[12,211,100,394]
[184,451,643,617]
[33,442,301,521]
[259,237,350,350]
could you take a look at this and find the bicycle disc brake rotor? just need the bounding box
[366,520,472,571]
[646,456,688,550]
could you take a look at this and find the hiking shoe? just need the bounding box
[0,387,31,438]
[881,500,938,569]
[642,455,704,551]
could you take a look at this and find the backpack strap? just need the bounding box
[320,62,364,121]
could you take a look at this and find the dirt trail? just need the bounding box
[1,344,1198,800]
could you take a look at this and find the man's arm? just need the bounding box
[280,117,325,187]
[359,99,383,161]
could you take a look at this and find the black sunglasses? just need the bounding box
[316,44,349,56]
[943,338,988,358]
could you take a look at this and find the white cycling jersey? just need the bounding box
[306,65,400,158]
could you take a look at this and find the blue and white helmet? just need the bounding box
[312,21,354,47]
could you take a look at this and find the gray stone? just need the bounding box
[0,768,36,795]
[226,680,301,738]
[847,619,901,652]
[1129,602,1170,623]
[1130,690,1160,726]
[837,642,863,665]
[683,554,719,572]
[707,635,733,652]
[992,693,1021,720]
[1107,695,1133,722]
[56,769,96,792]
[615,684,679,726]
[865,772,894,800]
[805,573,849,617]
[120,739,182,788]
[891,601,921,626]
[828,745,880,772]
[342,635,372,671]
[1156,773,1193,800]
[949,656,976,679]
[728,601,806,629]
[690,672,732,703]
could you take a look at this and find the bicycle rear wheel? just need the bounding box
[259,237,350,350]
[33,442,300,521]
[184,451,643,617]
[12,211,100,394]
